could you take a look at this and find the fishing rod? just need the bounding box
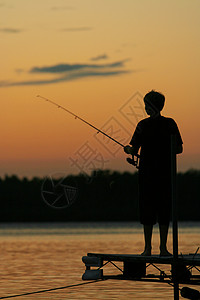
[37,95,125,147]
[36,95,139,167]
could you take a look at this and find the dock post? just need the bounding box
[171,135,179,300]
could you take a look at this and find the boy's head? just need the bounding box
[144,90,165,116]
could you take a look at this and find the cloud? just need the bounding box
[0,59,131,87]
[30,60,127,74]
[60,27,93,32]
[51,6,75,11]
[0,71,129,87]
[0,28,22,33]
[90,54,109,61]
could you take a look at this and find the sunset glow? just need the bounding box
[1,0,200,177]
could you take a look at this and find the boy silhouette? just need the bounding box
[124,90,183,256]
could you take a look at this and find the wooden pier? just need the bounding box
[82,137,200,299]
[82,252,200,298]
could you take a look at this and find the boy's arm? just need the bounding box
[125,121,142,156]
[170,119,183,154]
[176,144,183,154]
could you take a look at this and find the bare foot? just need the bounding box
[141,248,151,256]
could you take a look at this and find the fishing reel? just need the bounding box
[124,145,140,169]
[126,154,140,169]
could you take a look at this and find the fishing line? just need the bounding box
[0,279,105,299]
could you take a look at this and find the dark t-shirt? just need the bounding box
[130,115,183,175]
[130,115,183,225]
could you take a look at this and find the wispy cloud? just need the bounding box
[90,54,109,61]
[60,27,93,32]
[0,27,22,33]
[51,6,75,11]
[30,60,127,74]
[0,71,129,87]
[0,59,131,87]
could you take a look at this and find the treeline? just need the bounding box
[0,170,199,222]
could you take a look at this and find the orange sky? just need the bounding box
[0,0,200,177]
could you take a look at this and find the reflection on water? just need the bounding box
[0,222,199,299]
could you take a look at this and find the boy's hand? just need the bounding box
[124,145,132,154]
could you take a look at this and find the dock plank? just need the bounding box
[87,253,200,266]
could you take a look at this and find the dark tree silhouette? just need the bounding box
[0,170,199,222]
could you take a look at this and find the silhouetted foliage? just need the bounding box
[0,170,199,222]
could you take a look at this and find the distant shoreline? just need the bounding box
[0,170,200,222]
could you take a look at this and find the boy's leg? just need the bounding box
[159,224,172,256]
[141,224,153,256]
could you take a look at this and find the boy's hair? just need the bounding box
[144,90,165,112]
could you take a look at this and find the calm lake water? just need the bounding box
[0,222,199,299]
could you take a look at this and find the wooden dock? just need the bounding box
[82,137,200,299]
[82,252,200,282]
[87,252,200,266]
[82,252,200,299]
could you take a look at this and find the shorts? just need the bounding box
[139,172,172,225]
